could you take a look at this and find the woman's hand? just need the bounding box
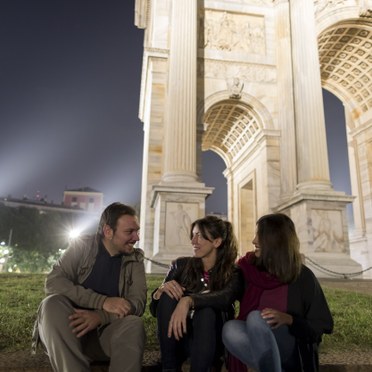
[167,296,193,340]
[153,280,185,301]
[261,308,293,329]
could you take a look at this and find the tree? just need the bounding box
[0,203,96,272]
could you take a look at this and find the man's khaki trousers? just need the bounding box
[38,294,145,372]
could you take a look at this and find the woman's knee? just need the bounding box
[222,320,245,345]
[157,293,178,315]
[222,320,235,341]
[159,293,178,306]
[246,310,269,332]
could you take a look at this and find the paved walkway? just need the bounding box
[319,277,372,296]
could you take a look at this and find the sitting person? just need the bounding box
[32,202,147,372]
[222,213,333,372]
[150,215,243,372]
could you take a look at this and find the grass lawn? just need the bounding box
[0,273,371,354]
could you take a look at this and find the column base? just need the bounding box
[146,183,214,274]
[276,191,363,278]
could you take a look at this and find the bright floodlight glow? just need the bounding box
[0,241,5,246]
[63,214,100,242]
[3,249,9,255]
[68,229,81,240]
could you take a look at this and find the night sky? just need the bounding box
[0,0,145,207]
[0,0,350,215]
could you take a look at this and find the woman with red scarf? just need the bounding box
[222,213,333,372]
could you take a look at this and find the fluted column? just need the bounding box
[276,0,297,198]
[290,0,332,190]
[162,0,198,183]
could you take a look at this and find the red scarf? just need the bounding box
[228,252,285,371]
[237,252,283,319]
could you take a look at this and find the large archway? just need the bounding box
[318,19,372,275]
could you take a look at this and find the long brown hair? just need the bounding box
[253,213,302,283]
[180,215,238,291]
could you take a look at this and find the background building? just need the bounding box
[63,187,103,212]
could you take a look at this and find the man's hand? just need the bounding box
[103,297,132,317]
[69,309,101,338]
[167,296,193,340]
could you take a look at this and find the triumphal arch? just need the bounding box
[134,0,372,277]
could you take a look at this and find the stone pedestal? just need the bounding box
[278,191,363,278]
[147,184,213,273]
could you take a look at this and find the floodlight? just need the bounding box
[68,229,81,240]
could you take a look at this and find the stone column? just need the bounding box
[148,1,214,272]
[276,0,297,198]
[275,0,360,278]
[162,0,198,183]
[289,0,332,191]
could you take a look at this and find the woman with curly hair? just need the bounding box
[150,215,243,372]
[222,213,333,372]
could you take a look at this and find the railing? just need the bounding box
[304,256,372,279]
[144,255,372,279]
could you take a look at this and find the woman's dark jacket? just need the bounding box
[235,252,333,372]
[150,256,243,321]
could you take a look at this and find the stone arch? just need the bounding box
[315,4,363,34]
[317,17,372,263]
[198,91,274,167]
[318,20,372,123]
[198,94,279,254]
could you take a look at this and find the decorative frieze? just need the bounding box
[199,10,265,55]
[198,59,276,83]
[359,0,372,17]
[314,0,351,16]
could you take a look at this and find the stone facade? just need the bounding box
[135,0,372,277]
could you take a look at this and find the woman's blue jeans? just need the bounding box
[222,310,297,372]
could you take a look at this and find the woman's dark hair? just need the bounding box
[97,202,136,237]
[180,215,238,291]
[253,213,302,283]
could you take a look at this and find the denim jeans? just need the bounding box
[222,310,298,372]
[157,293,223,372]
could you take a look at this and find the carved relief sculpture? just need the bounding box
[199,10,266,55]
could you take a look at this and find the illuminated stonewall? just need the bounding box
[134,0,372,277]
